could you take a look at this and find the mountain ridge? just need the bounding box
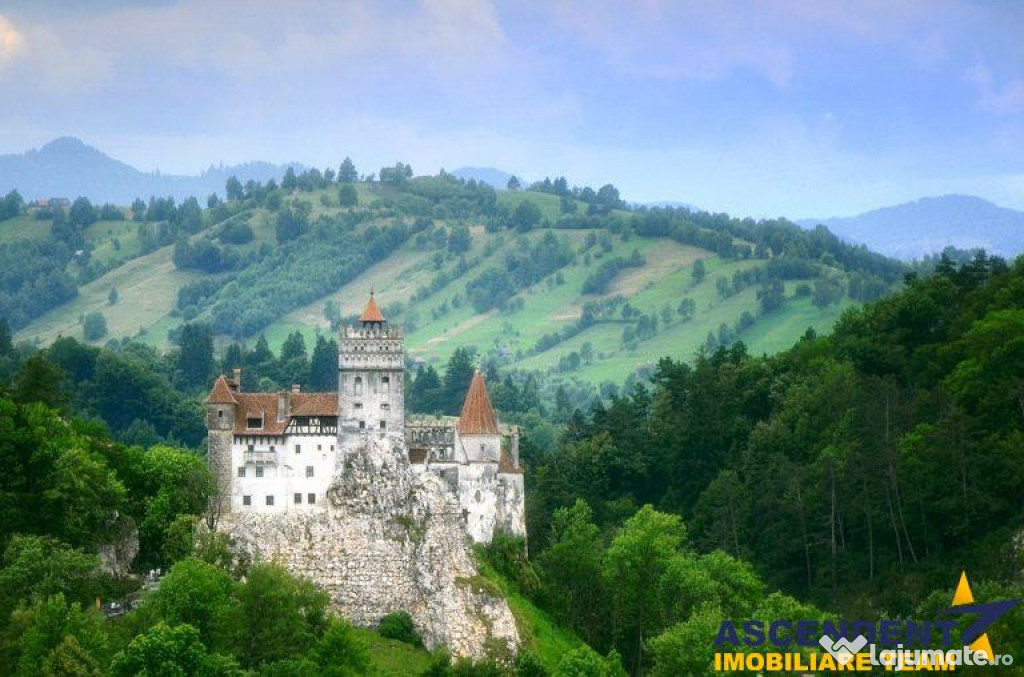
[800,194,1024,259]
[0,137,302,204]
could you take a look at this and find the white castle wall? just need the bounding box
[229,433,338,513]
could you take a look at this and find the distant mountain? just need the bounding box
[0,137,301,204]
[639,200,702,211]
[800,195,1024,259]
[451,167,517,189]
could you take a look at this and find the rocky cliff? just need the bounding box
[217,434,520,659]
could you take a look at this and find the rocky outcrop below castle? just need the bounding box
[216,435,520,659]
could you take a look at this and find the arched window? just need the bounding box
[354,376,363,396]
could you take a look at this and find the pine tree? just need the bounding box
[443,348,475,414]
[280,331,308,361]
[308,336,338,391]
[176,323,214,389]
[0,317,12,356]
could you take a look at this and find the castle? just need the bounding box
[205,294,526,545]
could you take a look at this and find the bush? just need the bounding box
[83,311,107,341]
[219,220,254,245]
[377,611,422,647]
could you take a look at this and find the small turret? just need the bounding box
[206,374,238,515]
[359,291,385,329]
[457,370,501,462]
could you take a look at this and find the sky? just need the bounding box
[0,0,1021,217]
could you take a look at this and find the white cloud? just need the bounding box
[965,59,1024,115]
[0,14,26,66]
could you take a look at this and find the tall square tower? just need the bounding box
[338,294,405,456]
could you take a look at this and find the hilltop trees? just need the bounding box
[379,162,413,185]
[0,190,24,221]
[338,184,358,207]
[512,200,543,232]
[275,203,310,243]
[69,197,98,228]
[225,176,244,201]
[338,157,358,183]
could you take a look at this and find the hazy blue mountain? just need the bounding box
[639,200,702,211]
[0,137,301,204]
[800,195,1024,259]
[451,166,517,189]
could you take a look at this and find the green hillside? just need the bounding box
[7,170,902,389]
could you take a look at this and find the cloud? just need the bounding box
[0,14,26,66]
[45,0,508,81]
[965,59,1024,115]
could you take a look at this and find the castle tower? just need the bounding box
[457,370,501,462]
[206,373,238,515]
[338,293,405,458]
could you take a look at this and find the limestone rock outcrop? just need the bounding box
[218,434,519,659]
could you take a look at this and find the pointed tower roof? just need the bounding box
[207,374,237,404]
[458,370,500,435]
[359,292,385,324]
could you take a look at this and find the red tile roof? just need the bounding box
[360,294,385,323]
[291,393,339,416]
[498,448,520,474]
[207,375,237,404]
[230,392,338,434]
[457,371,499,435]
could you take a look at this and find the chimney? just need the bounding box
[230,368,242,392]
[510,426,520,469]
[291,384,301,394]
[277,392,288,422]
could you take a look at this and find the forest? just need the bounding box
[0,250,1021,674]
[2,164,1022,674]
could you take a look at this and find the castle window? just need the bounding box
[354,377,363,396]
[317,444,322,451]
[295,444,301,454]
[237,467,246,477]
[294,493,302,504]
[306,466,314,478]
[381,402,389,410]
[248,444,254,452]
[382,376,390,394]
[380,420,387,431]
[330,445,335,451]
[354,402,363,409]
[266,495,274,506]
[359,420,365,430]
[307,493,316,504]
[246,417,262,429]
[218,409,224,419]
[270,445,275,452]
[255,466,264,478]
[243,495,251,506]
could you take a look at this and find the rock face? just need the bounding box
[97,514,139,578]
[218,434,520,659]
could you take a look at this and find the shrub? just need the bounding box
[377,611,422,647]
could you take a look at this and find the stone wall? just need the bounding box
[217,435,519,659]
